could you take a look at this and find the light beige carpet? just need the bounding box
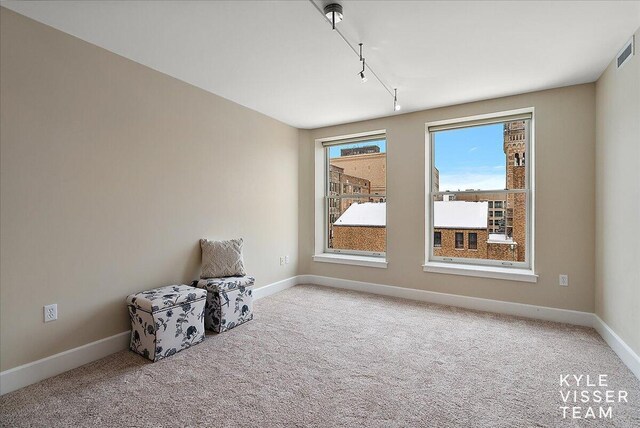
[1,284,638,427]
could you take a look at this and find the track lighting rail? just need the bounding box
[309,0,400,111]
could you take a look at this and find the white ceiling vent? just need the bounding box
[617,36,635,69]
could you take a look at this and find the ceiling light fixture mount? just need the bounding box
[323,3,343,30]
[311,1,400,112]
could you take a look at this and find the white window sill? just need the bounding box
[313,253,388,269]
[422,262,537,283]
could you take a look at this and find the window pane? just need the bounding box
[327,196,386,252]
[432,120,528,192]
[329,139,386,195]
[432,191,527,263]
[327,138,387,254]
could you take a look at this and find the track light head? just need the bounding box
[358,54,367,83]
[358,50,367,82]
[393,88,401,111]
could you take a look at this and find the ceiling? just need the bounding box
[3,1,639,129]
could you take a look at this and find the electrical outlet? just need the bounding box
[285,255,290,264]
[44,304,57,322]
[559,275,569,287]
[279,256,285,266]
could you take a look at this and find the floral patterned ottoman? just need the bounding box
[126,284,207,361]
[192,276,255,333]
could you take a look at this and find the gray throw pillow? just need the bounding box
[200,238,247,278]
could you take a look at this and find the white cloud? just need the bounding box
[438,173,505,192]
[469,147,478,152]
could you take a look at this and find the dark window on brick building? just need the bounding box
[434,231,442,247]
[455,232,464,249]
[469,233,478,250]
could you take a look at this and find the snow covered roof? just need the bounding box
[433,201,488,229]
[488,233,515,244]
[333,201,489,229]
[334,202,386,227]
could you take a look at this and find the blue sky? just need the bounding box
[434,123,506,191]
[330,129,505,191]
[329,139,386,158]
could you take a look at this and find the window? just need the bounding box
[426,110,533,270]
[324,134,387,257]
[455,232,464,249]
[469,233,478,250]
[434,231,442,247]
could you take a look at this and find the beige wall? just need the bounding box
[4,5,634,375]
[0,9,299,371]
[300,84,596,312]
[595,28,640,356]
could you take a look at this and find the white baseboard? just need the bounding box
[593,315,640,380]
[0,275,299,396]
[253,275,299,300]
[2,275,637,396]
[0,331,130,396]
[300,275,594,327]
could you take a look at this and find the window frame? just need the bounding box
[424,108,535,274]
[319,131,387,259]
